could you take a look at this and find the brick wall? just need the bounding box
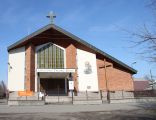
[96,57,134,91]
[96,58,112,90]
[66,44,78,91]
[25,43,35,91]
[107,66,134,91]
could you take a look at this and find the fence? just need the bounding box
[107,90,156,100]
[7,90,156,104]
[133,90,156,97]
[8,91,45,101]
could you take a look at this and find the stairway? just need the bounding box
[45,96,72,104]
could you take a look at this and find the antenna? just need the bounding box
[46,11,56,24]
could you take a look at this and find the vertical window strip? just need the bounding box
[52,45,54,68]
[48,45,51,68]
[38,51,40,68]
[60,49,62,68]
[54,45,56,68]
[56,46,58,68]
[62,50,63,68]
[40,49,44,68]
[57,47,60,68]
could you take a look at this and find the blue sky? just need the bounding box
[0,0,155,84]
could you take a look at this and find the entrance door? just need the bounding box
[40,78,66,96]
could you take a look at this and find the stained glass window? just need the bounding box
[37,43,64,69]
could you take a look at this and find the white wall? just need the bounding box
[8,47,25,91]
[77,49,99,91]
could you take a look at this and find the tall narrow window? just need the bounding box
[37,43,64,69]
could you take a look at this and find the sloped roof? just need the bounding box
[7,24,137,74]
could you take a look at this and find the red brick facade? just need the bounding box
[107,67,134,91]
[96,57,134,91]
[66,44,78,91]
[25,43,35,91]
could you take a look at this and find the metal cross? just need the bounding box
[46,11,56,24]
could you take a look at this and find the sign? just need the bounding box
[18,91,34,96]
[68,81,74,90]
[37,69,75,73]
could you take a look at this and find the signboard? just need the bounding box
[37,69,75,73]
[18,91,34,96]
[68,81,74,90]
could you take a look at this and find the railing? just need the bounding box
[133,90,156,97]
[8,91,45,101]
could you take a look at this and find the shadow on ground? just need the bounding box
[0,109,156,120]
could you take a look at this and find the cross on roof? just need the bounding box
[46,11,56,24]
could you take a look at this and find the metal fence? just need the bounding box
[133,90,156,97]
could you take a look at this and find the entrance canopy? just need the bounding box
[37,68,75,79]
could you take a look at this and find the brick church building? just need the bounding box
[7,23,137,96]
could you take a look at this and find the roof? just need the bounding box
[7,24,137,74]
[133,81,149,91]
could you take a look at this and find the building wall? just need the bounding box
[66,44,78,91]
[77,49,99,91]
[96,58,134,91]
[25,43,35,91]
[8,47,25,91]
[107,66,134,91]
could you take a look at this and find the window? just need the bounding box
[37,43,64,69]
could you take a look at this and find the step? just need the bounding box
[45,96,72,103]
[73,97,101,100]
[8,100,45,106]
[73,100,102,105]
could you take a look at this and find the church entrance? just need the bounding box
[40,78,67,96]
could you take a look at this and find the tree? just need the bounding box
[144,70,156,90]
[127,0,156,62]
[0,81,6,98]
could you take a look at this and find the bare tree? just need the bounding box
[0,81,6,98]
[127,0,156,62]
[144,69,156,90]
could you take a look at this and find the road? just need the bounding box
[0,102,156,120]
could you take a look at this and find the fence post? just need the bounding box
[107,90,110,103]
[72,90,73,104]
[86,90,88,101]
[122,90,124,100]
[100,90,103,103]
[38,92,39,100]
[58,85,60,103]
[7,92,9,104]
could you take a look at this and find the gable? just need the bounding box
[7,24,137,74]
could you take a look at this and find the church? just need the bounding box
[7,15,137,96]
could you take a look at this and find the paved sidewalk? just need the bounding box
[0,102,156,113]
